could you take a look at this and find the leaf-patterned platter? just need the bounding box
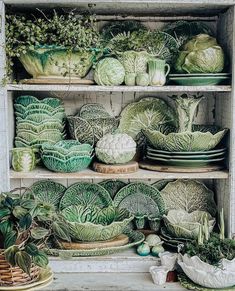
[99,180,127,199]
[59,182,113,210]
[46,230,144,257]
[152,179,175,191]
[27,180,66,210]
[118,98,176,145]
[160,180,217,216]
[113,182,165,229]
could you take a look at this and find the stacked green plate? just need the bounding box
[169,73,231,86]
[14,96,66,149]
[41,140,93,173]
[146,146,226,167]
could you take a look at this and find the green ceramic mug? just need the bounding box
[11,147,37,172]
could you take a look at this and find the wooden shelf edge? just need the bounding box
[7,84,232,92]
[10,167,229,180]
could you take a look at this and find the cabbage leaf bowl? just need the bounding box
[163,210,215,239]
[19,46,100,79]
[143,127,227,152]
[178,254,235,288]
[61,205,134,242]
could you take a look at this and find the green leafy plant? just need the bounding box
[181,209,235,266]
[0,190,70,274]
[5,10,102,79]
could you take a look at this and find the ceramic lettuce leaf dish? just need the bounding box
[61,205,134,241]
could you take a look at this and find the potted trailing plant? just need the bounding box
[178,209,235,289]
[6,10,102,81]
[0,189,70,286]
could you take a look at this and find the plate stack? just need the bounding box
[14,96,66,149]
[169,73,231,86]
[146,146,226,168]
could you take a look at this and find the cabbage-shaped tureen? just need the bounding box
[94,57,125,86]
[61,204,134,241]
[175,34,225,73]
[178,254,235,288]
[163,209,215,239]
[95,133,136,164]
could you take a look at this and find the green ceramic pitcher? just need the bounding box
[11,147,36,172]
[148,59,170,86]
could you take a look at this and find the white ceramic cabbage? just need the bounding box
[178,254,235,288]
[95,133,136,164]
[163,209,215,239]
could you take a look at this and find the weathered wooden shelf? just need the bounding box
[10,167,229,180]
[6,84,232,92]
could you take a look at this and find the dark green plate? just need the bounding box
[147,146,226,155]
[169,76,230,86]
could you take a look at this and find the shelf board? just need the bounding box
[10,167,229,180]
[7,84,232,92]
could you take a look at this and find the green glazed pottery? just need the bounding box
[148,58,170,86]
[27,180,66,210]
[60,205,134,241]
[160,180,217,216]
[46,230,144,257]
[99,180,127,199]
[11,147,36,172]
[143,128,227,152]
[59,182,113,210]
[163,209,215,239]
[169,75,230,86]
[113,182,165,230]
[19,46,97,79]
[147,146,226,155]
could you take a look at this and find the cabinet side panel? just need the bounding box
[0,1,9,191]
[216,7,235,237]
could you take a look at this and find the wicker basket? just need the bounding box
[0,252,40,286]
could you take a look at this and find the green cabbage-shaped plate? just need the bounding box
[17,114,64,123]
[16,110,65,120]
[67,116,119,145]
[143,128,227,152]
[27,180,66,210]
[61,205,134,241]
[15,96,62,107]
[99,180,127,199]
[59,182,113,210]
[16,121,64,132]
[41,154,92,173]
[163,209,215,239]
[118,98,176,142]
[113,182,165,229]
[160,180,217,216]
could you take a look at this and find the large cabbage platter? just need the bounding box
[178,254,235,288]
[160,180,216,216]
[118,98,176,143]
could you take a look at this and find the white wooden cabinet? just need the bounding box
[1,0,235,240]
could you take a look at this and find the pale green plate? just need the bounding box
[46,230,144,257]
[169,76,230,86]
[147,146,226,155]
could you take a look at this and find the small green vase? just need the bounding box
[136,73,149,86]
[125,73,136,86]
[12,147,36,172]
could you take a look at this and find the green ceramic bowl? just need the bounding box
[41,154,93,172]
[143,128,227,152]
[61,205,134,242]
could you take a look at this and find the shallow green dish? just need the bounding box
[146,155,225,167]
[169,75,230,86]
[146,146,226,155]
[61,205,134,242]
[41,154,92,173]
[146,150,225,160]
[46,230,144,257]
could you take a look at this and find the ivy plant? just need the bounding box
[5,10,102,79]
[0,191,70,274]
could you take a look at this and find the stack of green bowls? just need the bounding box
[41,140,93,172]
[14,96,66,148]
